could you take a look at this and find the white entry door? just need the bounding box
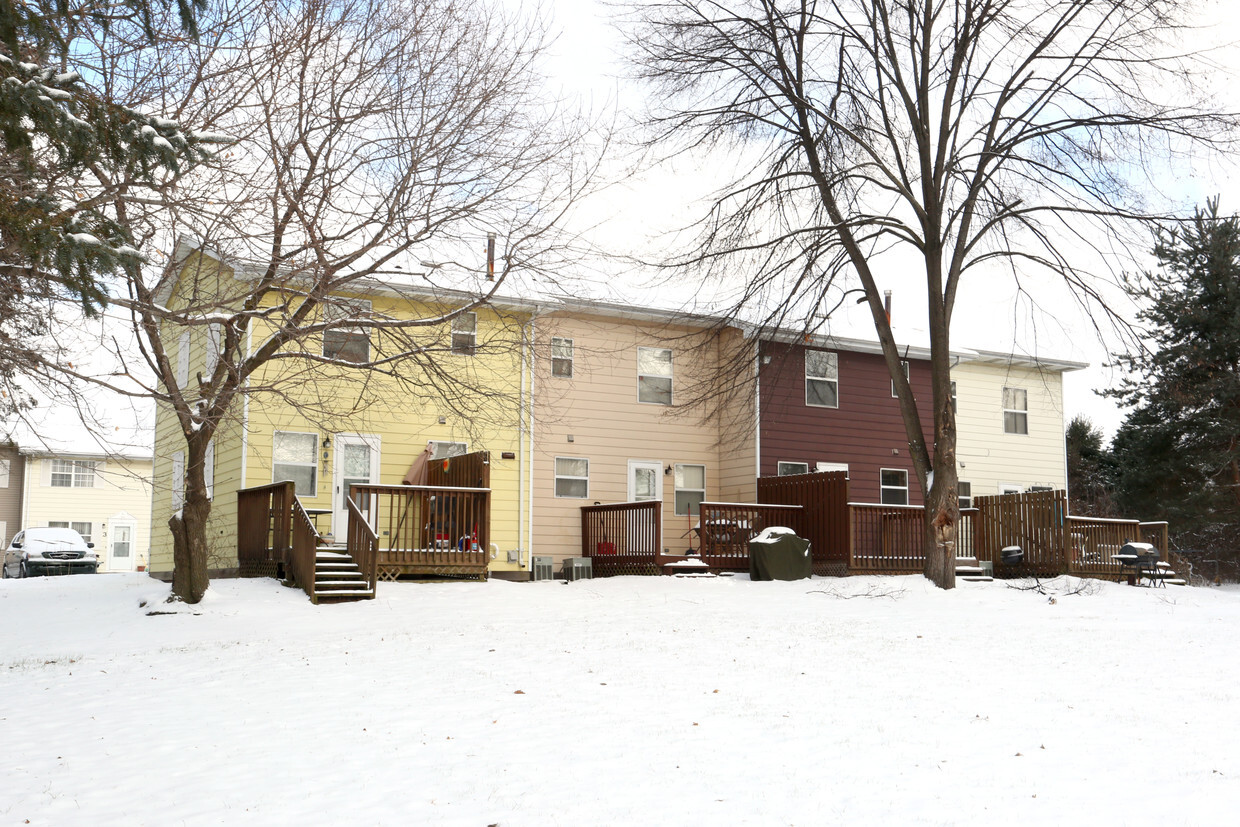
[333,434,381,538]
[627,460,663,554]
[108,521,136,572]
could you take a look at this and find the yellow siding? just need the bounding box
[23,457,154,571]
[952,362,1069,499]
[531,314,736,565]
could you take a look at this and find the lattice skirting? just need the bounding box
[377,564,488,581]
[239,561,279,579]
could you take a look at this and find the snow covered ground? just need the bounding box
[2,573,1237,826]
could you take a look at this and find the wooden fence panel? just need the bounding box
[975,490,1068,575]
[580,501,662,576]
[757,470,849,573]
[428,451,490,489]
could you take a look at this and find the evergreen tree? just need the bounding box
[1065,415,1115,517]
[1109,198,1240,555]
[0,0,217,415]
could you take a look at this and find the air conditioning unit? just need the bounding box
[531,556,554,582]
[562,557,592,582]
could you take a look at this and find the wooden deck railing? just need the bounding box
[346,495,379,592]
[1065,515,1150,578]
[696,502,805,570]
[347,483,490,577]
[237,481,297,576]
[286,497,321,601]
[581,501,662,576]
[848,504,978,574]
[1140,521,1169,557]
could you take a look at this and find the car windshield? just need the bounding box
[21,529,86,546]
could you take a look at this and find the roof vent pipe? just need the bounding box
[486,232,496,281]
[884,290,892,324]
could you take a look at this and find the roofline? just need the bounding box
[19,448,153,462]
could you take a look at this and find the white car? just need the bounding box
[2,528,98,578]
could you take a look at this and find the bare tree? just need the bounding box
[20,0,600,602]
[622,0,1236,587]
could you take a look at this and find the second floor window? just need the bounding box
[805,350,839,408]
[322,299,372,363]
[1003,387,1028,434]
[452,312,477,355]
[51,460,96,488]
[551,337,573,377]
[892,360,909,398]
[637,347,673,404]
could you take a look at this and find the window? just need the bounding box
[880,469,909,505]
[323,299,372,363]
[51,459,96,488]
[272,431,318,496]
[551,337,573,378]
[777,461,810,476]
[1028,485,1054,493]
[47,520,91,543]
[176,330,190,386]
[555,457,589,498]
[1003,387,1028,434]
[674,464,706,517]
[1000,484,1022,495]
[429,441,467,460]
[816,462,849,475]
[950,381,957,414]
[637,347,673,405]
[452,312,477,355]
[204,440,215,501]
[205,323,221,376]
[892,360,909,398]
[805,349,838,408]
[171,451,185,510]
[958,481,972,510]
[0,459,8,488]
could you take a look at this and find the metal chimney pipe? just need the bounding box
[884,290,892,324]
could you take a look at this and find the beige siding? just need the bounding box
[23,456,153,571]
[532,314,743,565]
[0,443,24,547]
[953,362,1069,501]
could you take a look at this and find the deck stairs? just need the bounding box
[955,556,993,582]
[311,548,375,603]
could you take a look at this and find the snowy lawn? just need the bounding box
[2,573,1238,825]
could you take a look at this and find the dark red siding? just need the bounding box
[758,341,934,504]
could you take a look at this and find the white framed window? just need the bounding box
[171,451,185,510]
[674,463,706,517]
[0,458,9,488]
[205,323,222,376]
[47,520,91,543]
[176,330,191,387]
[554,457,589,498]
[892,360,910,398]
[637,347,673,405]
[1000,483,1022,495]
[272,431,318,497]
[204,440,215,500]
[51,459,96,488]
[1003,387,1028,434]
[1028,485,1054,493]
[429,441,467,460]
[880,468,909,505]
[958,480,972,510]
[777,461,810,476]
[551,337,573,378]
[323,298,372,363]
[805,349,839,408]
[452,312,477,355]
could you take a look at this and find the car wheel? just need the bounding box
[1,563,7,579]
[19,562,29,579]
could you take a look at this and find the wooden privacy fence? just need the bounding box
[428,450,490,489]
[348,483,490,579]
[581,501,662,576]
[975,490,1068,575]
[697,502,805,571]
[757,471,849,574]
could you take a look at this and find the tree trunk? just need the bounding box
[923,464,958,589]
[170,446,213,603]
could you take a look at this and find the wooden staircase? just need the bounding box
[311,548,376,603]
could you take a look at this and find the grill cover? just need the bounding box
[748,527,812,581]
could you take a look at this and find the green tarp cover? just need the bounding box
[748,531,812,581]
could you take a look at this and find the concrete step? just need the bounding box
[955,556,979,568]
[955,565,986,575]
[960,575,994,582]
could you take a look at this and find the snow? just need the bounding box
[2,574,1238,824]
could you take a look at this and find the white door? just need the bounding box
[333,434,381,537]
[108,522,136,572]
[627,460,663,554]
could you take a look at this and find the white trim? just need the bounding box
[880,468,909,505]
[333,433,381,537]
[554,456,590,499]
[626,459,664,502]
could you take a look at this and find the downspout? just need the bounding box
[527,312,538,566]
[20,454,31,530]
[516,313,528,569]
